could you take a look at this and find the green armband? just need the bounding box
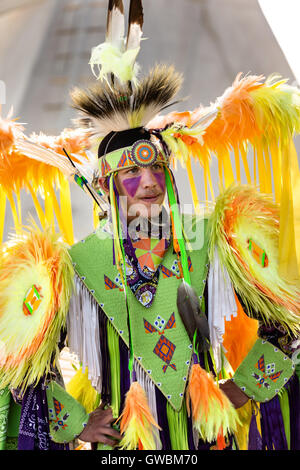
[232,339,295,402]
[46,381,89,444]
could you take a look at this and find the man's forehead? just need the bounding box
[117,162,165,174]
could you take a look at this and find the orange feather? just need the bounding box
[119,382,159,433]
[223,295,258,372]
[29,127,90,160]
[117,381,161,450]
[186,364,239,449]
[0,115,24,156]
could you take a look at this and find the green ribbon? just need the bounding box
[165,168,216,367]
[164,168,191,284]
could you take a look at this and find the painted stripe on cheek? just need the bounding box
[122,176,142,197]
[154,172,166,192]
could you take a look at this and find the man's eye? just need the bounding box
[127,167,139,174]
[152,163,163,171]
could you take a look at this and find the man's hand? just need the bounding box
[219,379,249,409]
[78,403,122,446]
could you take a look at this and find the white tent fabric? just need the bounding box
[258,0,300,84]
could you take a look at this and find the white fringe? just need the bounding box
[67,274,102,392]
[208,248,238,372]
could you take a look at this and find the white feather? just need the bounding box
[106,1,125,50]
[16,139,74,177]
[90,101,165,138]
[90,113,132,137]
[126,22,143,51]
[15,139,98,184]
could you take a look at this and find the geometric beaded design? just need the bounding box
[144,312,177,373]
[154,335,177,373]
[50,398,70,432]
[252,354,283,390]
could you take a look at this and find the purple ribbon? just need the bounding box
[260,394,288,450]
[287,374,300,450]
[248,408,263,450]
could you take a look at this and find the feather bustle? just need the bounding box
[0,223,74,391]
[209,184,300,334]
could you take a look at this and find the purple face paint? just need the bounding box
[122,176,142,197]
[153,171,166,192]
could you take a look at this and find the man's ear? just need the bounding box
[98,177,109,195]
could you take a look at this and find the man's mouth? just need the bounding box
[139,194,161,202]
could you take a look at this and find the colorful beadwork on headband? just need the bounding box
[131,140,158,167]
[99,144,168,177]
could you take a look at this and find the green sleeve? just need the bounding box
[0,387,11,450]
[46,381,89,444]
[232,338,295,402]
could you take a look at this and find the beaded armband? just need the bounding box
[46,381,89,444]
[232,339,295,402]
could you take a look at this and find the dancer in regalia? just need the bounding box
[0,0,299,451]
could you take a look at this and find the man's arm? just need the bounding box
[79,402,121,446]
[45,380,121,446]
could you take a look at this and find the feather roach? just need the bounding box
[71,65,183,137]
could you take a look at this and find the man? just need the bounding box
[62,113,297,450]
[0,0,299,451]
[75,155,252,450]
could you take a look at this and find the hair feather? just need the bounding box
[106,0,125,47]
[126,0,144,50]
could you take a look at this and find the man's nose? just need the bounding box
[140,169,157,188]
